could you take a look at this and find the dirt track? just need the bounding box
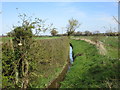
[72,38,107,55]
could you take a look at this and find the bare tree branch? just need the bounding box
[113,16,120,25]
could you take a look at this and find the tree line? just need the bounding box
[5,17,119,37]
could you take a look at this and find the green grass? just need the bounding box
[99,36,118,58]
[1,36,60,43]
[32,36,60,39]
[2,37,69,88]
[60,39,119,88]
[28,37,69,88]
[72,36,118,58]
[73,36,118,48]
[0,37,14,43]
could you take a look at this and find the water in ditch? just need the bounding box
[47,45,74,88]
[70,45,73,64]
[68,45,74,70]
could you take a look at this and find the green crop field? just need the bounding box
[60,38,119,88]
[0,37,14,43]
[0,36,60,43]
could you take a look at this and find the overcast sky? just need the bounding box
[1,2,118,35]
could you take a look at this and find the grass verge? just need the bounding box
[72,36,118,58]
[60,39,119,88]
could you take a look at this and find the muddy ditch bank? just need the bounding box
[46,59,70,88]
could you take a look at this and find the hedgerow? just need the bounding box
[2,37,69,88]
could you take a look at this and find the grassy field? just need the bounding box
[0,36,60,43]
[1,36,119,88]
[33,36,60,39]
[0,37,14,43]
[72,36,118,58]
[60,39,119,88]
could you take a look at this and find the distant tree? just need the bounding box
[104,26,116,36]
[84,30,92,36]
[50,28,58,36]
[94,30,100,35]
[74,31,82,36]
[66,18,81,36]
